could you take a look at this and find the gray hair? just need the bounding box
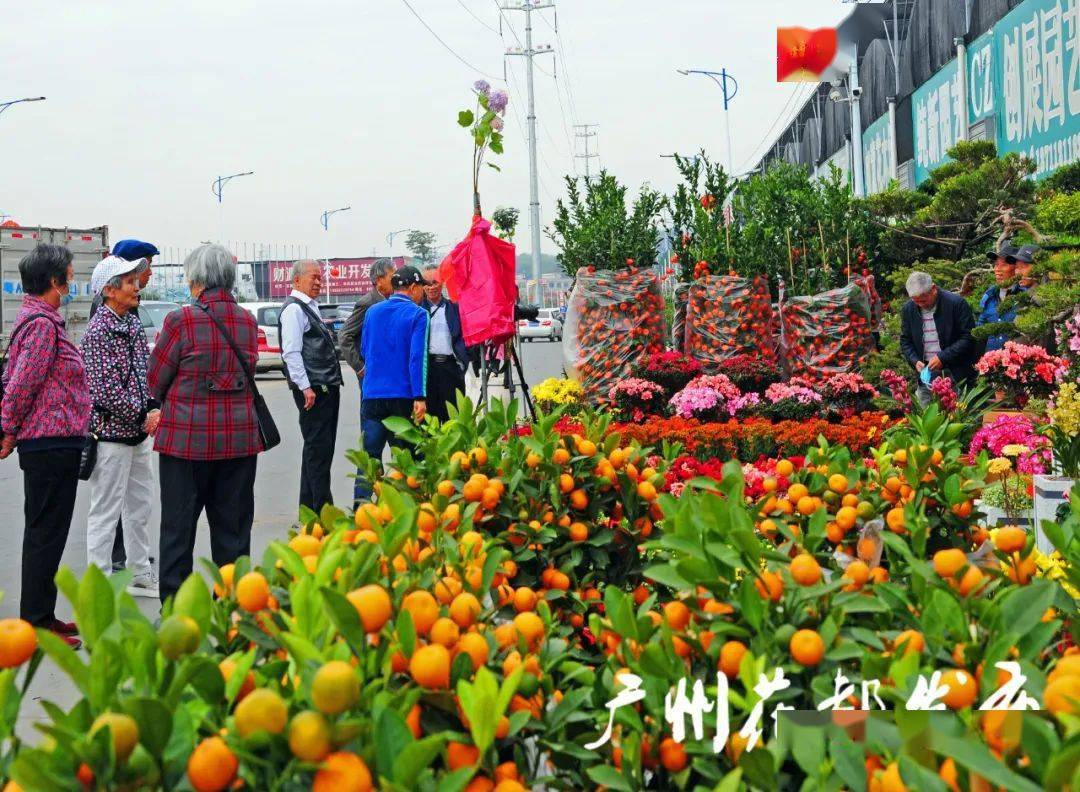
[104,272,138,293]
[184,243,236,290]
[370,258,395,284]
[134,259,151,275]
[291,259,321,281]
[906,271,934,297]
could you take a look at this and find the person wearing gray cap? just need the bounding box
[978,244,1026,352]
[1012,245,1039,289]
[81,256,160,598]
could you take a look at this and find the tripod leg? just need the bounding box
[508,345,536,422]
[479,350,490,412]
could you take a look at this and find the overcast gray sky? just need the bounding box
[4,0,848,262]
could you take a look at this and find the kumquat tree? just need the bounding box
[0,394,1078,791]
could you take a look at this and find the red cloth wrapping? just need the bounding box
[439,216,517,347]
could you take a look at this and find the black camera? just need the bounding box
[514,303,540,322]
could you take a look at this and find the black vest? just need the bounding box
[279,296,343,389]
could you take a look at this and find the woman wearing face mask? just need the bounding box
[0,243,92,650]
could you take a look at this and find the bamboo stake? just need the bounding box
[786,228,795,288]
[846,231,851,282]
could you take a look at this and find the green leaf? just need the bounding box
[277,632,324,666]
[898,756,948,792]
[829,731,866,792]
[321,587,369,655]
[76,563,116,646]
[486,162,502,172]
[397,608,416,657]
[35,628,90,695]
[122,697,173,757]
[172,574,212,635]
[395,734,448,787]
[436,767,480,792]
[928,732,1042,792]
[642,563,691,591]
[376,707,414,781]
[457,110,475,127]
[586,765,632,791]
[489,135,504,155]
[999,579,1057,639]
[789,721,826,776]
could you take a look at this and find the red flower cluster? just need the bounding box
[512,416,584,437]
[611,412,895,460]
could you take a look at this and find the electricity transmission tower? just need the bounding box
[573,123,599,182]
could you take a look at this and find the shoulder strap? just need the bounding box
[5,313,60,365]
[195,302,261,397]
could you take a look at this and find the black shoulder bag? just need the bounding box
[196,303,281,451]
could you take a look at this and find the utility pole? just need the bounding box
[502,0,554,305]
[573,123,599,181]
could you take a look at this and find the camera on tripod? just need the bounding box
[514,303,540,323]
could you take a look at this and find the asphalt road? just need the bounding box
[2,337,564,737]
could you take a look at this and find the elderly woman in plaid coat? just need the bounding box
[148,244,264,604]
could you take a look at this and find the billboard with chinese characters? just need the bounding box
[910,1,1079,184]
[995,0,1080,179]
[861,112,893,195]
[261,257,408,299]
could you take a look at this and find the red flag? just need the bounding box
[777,27,843,82]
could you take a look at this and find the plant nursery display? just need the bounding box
[2,395,1079,792]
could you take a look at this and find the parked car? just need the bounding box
[137,300,181,353]
[319,303,351,358]
[518,308,563,341]
[239,302,285,373]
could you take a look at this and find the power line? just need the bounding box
[736,82,814,175]
[455,0,500,35]
[398,0,503,81]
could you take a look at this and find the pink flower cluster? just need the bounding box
[727,392,762,415]
[669,387,722,419]
[685,374,741,402]
[879,368,912,410]
[764,382,823,405]
[1058,310,1080,369]
[642,350,702,376]
[930,377,958,412]
[976,341,1067,396]
[820,372,879,399]
[969,414,1052,474]
[609,377,664,402]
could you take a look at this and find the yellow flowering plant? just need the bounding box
[532,377,585,414]
[1044,381,1080,477]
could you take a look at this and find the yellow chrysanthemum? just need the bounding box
[987,457,1012,476]
[1001,444,1030,458]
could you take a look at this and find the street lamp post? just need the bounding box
[386,228,412,254]
[211,171,255,203]
[677,69,738,175]
[321,207,352,300]
[0,96,46,119]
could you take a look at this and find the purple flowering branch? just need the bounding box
[459,80,509,214]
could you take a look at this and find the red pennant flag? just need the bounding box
[777,27,843,82]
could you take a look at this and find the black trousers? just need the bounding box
[158,453,257,604]
[20,448,81,626]
[427,356,466,423]
[292,386,340,513]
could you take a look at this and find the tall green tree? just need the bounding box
[405,230,438,264]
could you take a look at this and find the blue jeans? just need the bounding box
[354,397,413,503]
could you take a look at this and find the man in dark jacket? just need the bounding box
[899,271,976,406]
[339,259,396,383]
[422,266,469,422]
[279,260,344,513]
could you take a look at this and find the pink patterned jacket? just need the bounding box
[1,296,91,451]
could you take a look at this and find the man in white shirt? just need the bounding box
[279,260,344,513]
[422,267,470,422]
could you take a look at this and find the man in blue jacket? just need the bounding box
[355,266,429,501]
[978,244,1026,352]
[422,266,470,422]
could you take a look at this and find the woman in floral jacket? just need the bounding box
[81,256,161,598]
[0,244,90,649]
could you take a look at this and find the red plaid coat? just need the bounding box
[147,288,264,460]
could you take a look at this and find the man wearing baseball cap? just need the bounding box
[1013,244,1039,289]
[978,244,1026,352]
[354,265,430,503]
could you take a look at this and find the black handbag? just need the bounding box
[78,433,98,480]
[197,303,281,451]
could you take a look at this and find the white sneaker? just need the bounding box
[128,571,159,598]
